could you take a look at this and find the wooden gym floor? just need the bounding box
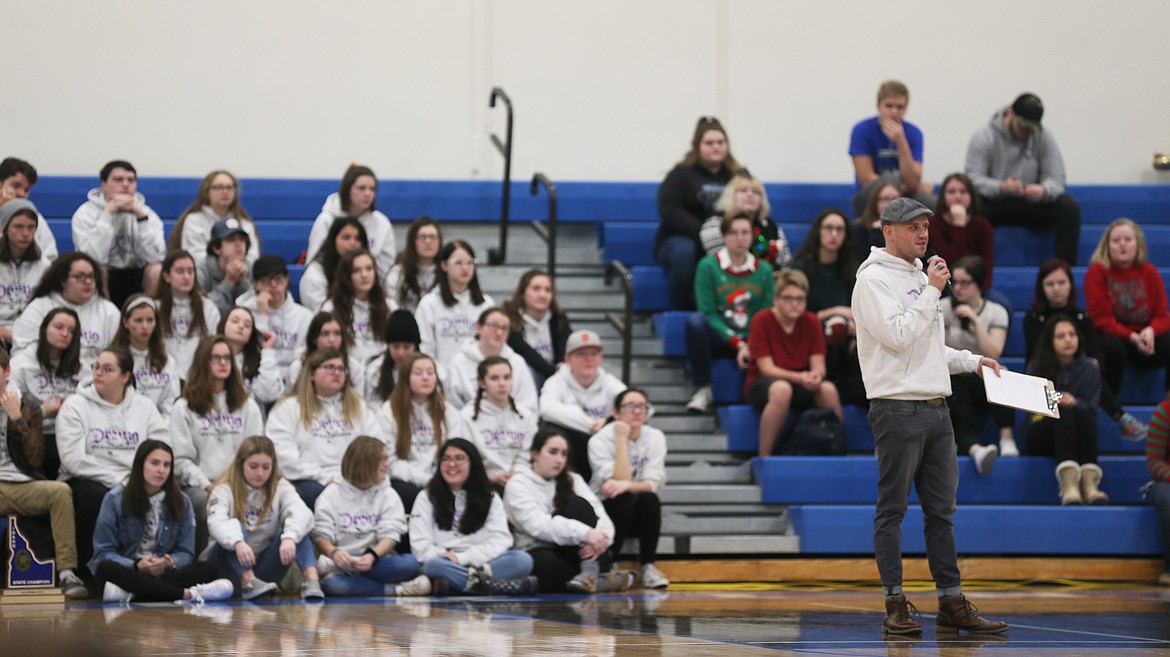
[2,583,1169,657]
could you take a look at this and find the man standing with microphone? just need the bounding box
[852,197,1009,636]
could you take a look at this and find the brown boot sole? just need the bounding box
[883,624,923,635]
[936,623,1009,634]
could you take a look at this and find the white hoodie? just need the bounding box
[409,490,514,567]
[235,348,284,405]
[267,392,381,485]
[305,193,397,279]
[587,423,668,494]
[71,189,166,268]
[538,367,627,434]
[171,392,265,491]
[297,260,328,313]
[288,347,366,401]
[321,296,398,366]
[378,399,470,486]
[179,207,261,270]
[386,262,437,314]
[207,477,311,553]
[129,346,181,422]
[851,246,982,400]
[460,399,537,479]
[503,464,614,551]
[414,288,496,369]
[235,290,314,388]
[0,256,49,328]
[13,293,121,369]
[312,478,407,556]
[164,296,221,381]
[445,340,538,413]
[9,350,81,435]
[55,382,169,488]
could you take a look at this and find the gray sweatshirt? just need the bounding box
[964,106,1067,201]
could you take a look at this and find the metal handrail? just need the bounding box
[604,261,634,384]
[487,87,513,265]
[528,172,558,277]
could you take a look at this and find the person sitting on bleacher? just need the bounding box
[1024,315,1107,505]
[847,80,936,218]
[1025,259,1148,440]
[1144,398,1170,586]
[288,312,367,399]
[156,250,220,384]
[320,249,397,367]
[503,269,572,392]
[199,218,253,316]
[71,160,166,307]
[235,255,314,391]
[654,116,744,310]
[0,200,49,345]
[684,214,774,414]
[0,157,57,259]
[305,164,396,280]
[1085,218,1170,400]
[415,240,495,370]
[365,309,421,405]
[928,173,997,291]
[698,174,792,270]
[299,216,368,314]
[942,255,1016,474]
[387,216,442,314]
[745,270,842,458]
[170,171,261,271]
[853,181,898,263]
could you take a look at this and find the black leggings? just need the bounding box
[67,478,111,580]
[949,375,1016,452]
[1098,333,1170,397]
[528,495,611,593]
[1024,404,1099,464]
[390,479,422,554]
[602,492,661,564]
[95,560,222,602]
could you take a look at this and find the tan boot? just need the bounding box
[1080,463,1110,505]
[1055,460,1082,505]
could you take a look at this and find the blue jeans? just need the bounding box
[209,532,316,585]
[321,553,421,596]
[423,551,534,592]
[655,235,699,310]
[870,398,961,595]
[1148,481,1170,571]
[684,312,736,387]
[292,480,325,510]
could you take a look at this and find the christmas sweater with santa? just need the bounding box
[694,248,775,348]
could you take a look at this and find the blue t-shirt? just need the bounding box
[848,116,924,189]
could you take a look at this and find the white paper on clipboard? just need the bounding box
[981,366,1061,418]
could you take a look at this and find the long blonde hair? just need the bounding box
[389,352,448,461]
[215,435,280,524]
[1090,218,1148,268]
[276,348,364,430]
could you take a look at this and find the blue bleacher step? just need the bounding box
[788,504,1161,555]
[718,404,875,454]
[753,455,1150,505]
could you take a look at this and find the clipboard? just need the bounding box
[981,366,1061,418]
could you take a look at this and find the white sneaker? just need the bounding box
[103,581,133,603]
[686,386,713,414]
[395,574,431,597]
[316,553,338,577]
[60,571,88,600]
[184,579,235,604]
[973,444,999,476]
[998,437,1020,458]
[640,563,670,589]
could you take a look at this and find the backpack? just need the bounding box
[777,408,848,456]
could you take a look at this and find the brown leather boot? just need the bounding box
[1080,463,1110,505]
[936,595,1009,634]
[882,594,922,635]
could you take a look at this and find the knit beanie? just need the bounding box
[384,309,421,346]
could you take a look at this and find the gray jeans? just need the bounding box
[869,398,961,594]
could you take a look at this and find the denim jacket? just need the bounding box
[88,485,196,574]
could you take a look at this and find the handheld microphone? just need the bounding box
[923,248,953,295]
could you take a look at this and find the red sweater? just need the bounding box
[1084,261,1170,339]
[927,214,996,291]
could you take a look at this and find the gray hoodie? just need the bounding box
[964,106,1067,201]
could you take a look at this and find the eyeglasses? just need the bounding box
[258,274,287,285]
[440,454,468,464]
[481,322,510,333]
[620,402,653,413]
[778,295,807,304]
[209,354,233,364]
[318,364,348,374]
[209,184,236,192]
[448,258,476,267]
[416,234,440,242]
[69,273,96,283]
[92,364,121,374]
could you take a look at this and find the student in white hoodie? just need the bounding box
[305,164,396,279]
[503,269,573,392]
[169,170,261,271]
[267,348,380,509]
[299,217,368,313]
[235,255,314,391]
[108,296,180,422]
[365,309,421,405]
[205,435,323,600]
[538,330,627,483]
[415,240,495,370]
[587,388,670,589]
[411,438,537,596]
[321,249,397,367]
[379,352,469,513]
[288,312,367,398]
[70,160,166,307]
[155,250,220,383]
[312,436,428,597]
[0,199,49,345]
[172,336,265,553]
[504,428,631,594]
[218,306,284,406]
[461,356,537,488]
[446,308,538,413]
[0,157,57,259]
[10,308,83,479]
[387,216,442,313]
[852,198,1006,635]
[55,346,168,581]
[13,252,120,371]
